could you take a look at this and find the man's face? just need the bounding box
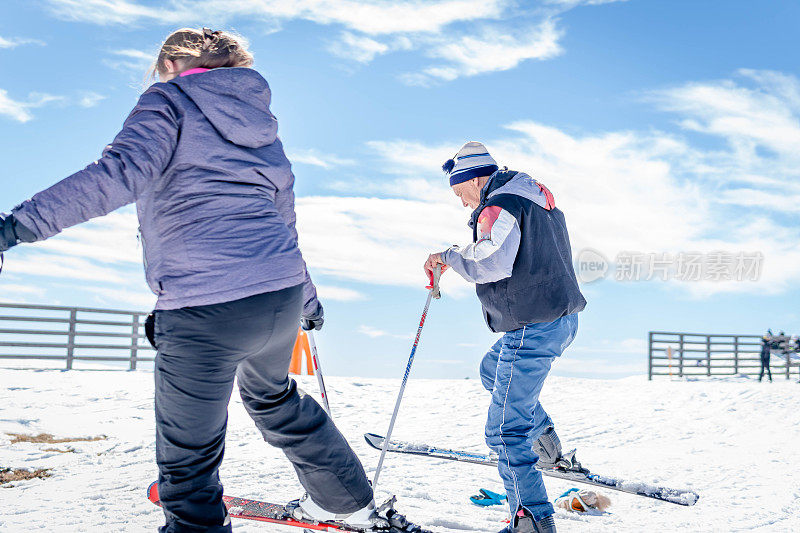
[451,178,482,209]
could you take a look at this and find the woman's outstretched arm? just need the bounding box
[11,89,179,242]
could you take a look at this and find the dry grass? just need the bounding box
[0,467,52,486]
[7,433,106,445]
[42,447,76,453]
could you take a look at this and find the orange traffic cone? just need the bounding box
[289,328,315,375]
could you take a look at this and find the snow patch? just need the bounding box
[1,369,799,531]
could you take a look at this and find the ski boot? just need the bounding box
[497,507,556,533]
[289,494,431,532]
[532,426,587,474]
[289,493,385,530]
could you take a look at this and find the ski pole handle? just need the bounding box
[426,265,442,299]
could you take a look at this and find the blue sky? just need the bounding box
[2,0,800,379]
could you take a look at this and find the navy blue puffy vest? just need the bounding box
[470,170,586,332]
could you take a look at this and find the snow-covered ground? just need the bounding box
[1,367,799,532]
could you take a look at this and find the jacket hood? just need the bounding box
[486,170,552,210]
[170,67,278,148]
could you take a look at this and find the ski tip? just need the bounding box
[681,492,700,506]
[364,433,384,448]
[147,481,161,505]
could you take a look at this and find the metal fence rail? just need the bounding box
[0,302,154,370]
[648,331,798,380]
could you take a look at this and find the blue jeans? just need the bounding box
[479,314,578,520]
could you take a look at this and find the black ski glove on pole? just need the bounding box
[300,302,324,331]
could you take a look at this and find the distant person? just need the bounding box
[0,27,423,533]
[776,330,791,353]
[759,334,773,382]
[424,142,586,533]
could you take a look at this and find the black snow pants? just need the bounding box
[759,344,772,382]
[153,284,373,532]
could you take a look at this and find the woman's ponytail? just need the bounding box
[149,27,254,82]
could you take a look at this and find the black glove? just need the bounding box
[144,312,157,350]
[300,302,324,331]
[0,215,19,252]
[0,214,36,252]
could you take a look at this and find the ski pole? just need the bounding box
[306,330,332,417]
[372,265,442,492]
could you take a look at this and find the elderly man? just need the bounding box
[424,142,586,533]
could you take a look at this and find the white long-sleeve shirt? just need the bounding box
[442,205,521,284]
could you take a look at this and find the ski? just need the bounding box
[363,433,699,507]
[147,482,431,532]
[148,482,348,531]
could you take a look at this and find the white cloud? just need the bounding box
[315,285,366,302]
[45,0,171,25]
[296,195,473,296]
[329,32,390,63]
[636,70,800,295]
[403,18,563,85]
[1,209,151,309]
[41,0,623,83]
[716,188,800,214]
[0,89,106,123]
[346,70,800,296]
[650,69,800,166]
[78,92,106,108]
[5,253,134,285]
[44,0,508,33]
[289,148,356,169]
[546,0,629,6]
[82,285,156,310]
[0,283,48,305]
[358,325,388,338]
[104,48,155,73]
[0,36,45,49]
[493,121,708,254]
[0,90,63,123]
[25,210,143,267]
[110,48,153,61]
[357,325,412,339]
[366,140,452,175]
[0,90,33,122]
[12,70,795,306]
[301,0,507,35]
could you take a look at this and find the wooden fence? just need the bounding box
[648,331,798,380]
[0,302,154,370]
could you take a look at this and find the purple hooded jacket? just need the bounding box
[12,67,319,313]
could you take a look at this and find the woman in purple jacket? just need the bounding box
[0,28,388,533]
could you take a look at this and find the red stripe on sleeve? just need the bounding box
[477,205,503,240]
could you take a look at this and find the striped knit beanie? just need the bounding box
[442,141,499,186]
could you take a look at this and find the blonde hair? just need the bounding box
[150,27,254,81]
